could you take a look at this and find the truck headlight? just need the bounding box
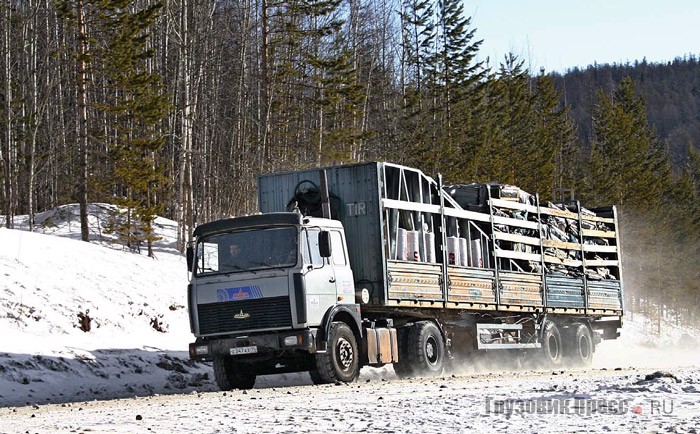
[284,335,301,346]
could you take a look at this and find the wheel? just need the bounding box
[540,320,563,368]
[392,327,414,378]
[392,361,413,378]
[308,369,326,385]
[565,323,594,367]
[406,321,445,376]
[314,322,360,383]
[213,357,257,390]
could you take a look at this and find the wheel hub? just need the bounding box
[548,335,560,359]
[579,335,590,358]
[425,336,438,364]
[337,337,354,370]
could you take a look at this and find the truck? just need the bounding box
[186,162,623,390]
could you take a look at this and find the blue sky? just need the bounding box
[466,0,700,73]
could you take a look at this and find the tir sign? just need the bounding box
[346,202,366,217]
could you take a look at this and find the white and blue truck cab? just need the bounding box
[187,212,364,388]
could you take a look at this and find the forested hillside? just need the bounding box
[554,56,700,167]
[1,0,698,318]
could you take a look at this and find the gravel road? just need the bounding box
[2,366,698,434]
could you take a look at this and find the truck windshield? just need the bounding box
[194,226,298,275]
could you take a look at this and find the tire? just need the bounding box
[392,327,414,378]
[540,320,563,368]
[308,369,326,385]
[565,323,594,367]
[314,322,360,383]
[392,361,413,378]
[213,357,257,390]
[406,321,445,376]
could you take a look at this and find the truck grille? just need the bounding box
[197,296,292,335]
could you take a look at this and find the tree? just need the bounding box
[531,71,578,197]
[479,54,534,186]
[589,76,671,210]
[402,0,485,177]
[55,0,96,241]
[94,0,170,257]
[400,0,435,102]
[1,0,17,228]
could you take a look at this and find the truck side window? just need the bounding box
[302,228,324,267]
[197,241,220,273]
[330,231,347,266]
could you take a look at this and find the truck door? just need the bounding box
[328,229,355,305]
[301,228,338,325]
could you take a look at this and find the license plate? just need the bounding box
[230,345,258,355]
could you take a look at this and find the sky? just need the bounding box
[466,0,700,73]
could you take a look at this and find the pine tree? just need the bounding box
[488,54,534,186]
[54,0,96,241]
[432,0,483,99]
[94,0,170,257]
[263,0,356,167]
[589,77,676,306]
[400,0,435,103]
[531,71,578,197]
[589,76,671,210]
[404,0,484,177]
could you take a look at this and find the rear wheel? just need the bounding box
[213,357,257,390]
[406,321,445,376]
[540,320,563,368]
[392,328,414,378]
[565,323,594,367]
[308,369,326,385]
[314,322,360,383]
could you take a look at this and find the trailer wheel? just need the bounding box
[314,322,360,383]
[407,321,445,376]
[540,320,563,367]
[213,357,257,390]
[565,323,593,367]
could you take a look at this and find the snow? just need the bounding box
[0,204,699,432]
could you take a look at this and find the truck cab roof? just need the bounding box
[193,212,343,238]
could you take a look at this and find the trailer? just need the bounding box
[187,162,623,389]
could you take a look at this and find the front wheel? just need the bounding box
[314,322,360,383]
[213,357,257,390]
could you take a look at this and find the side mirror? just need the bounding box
[319,231,332,258]
[186,245,194,271]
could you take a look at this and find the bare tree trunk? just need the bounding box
[176,0,194,252]
[53,9,68,210]
[2,1,14,228]
[76,0,90,241]
[260,0,270,168]
[26,0,42,231]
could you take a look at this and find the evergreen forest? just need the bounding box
[1,0,698,322]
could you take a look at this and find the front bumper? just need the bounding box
[189,329,318,361]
